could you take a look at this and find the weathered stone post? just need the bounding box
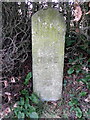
[32,8,66,101]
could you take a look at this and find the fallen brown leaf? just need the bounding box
[85,94,90,103]
[4,80,8,88]
[11,77,15,83]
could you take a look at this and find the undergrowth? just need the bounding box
[12,72,43,119]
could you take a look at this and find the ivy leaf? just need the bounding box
[21,89,29,96]
[29,94,39,104]
[18,111,25,119]
[14,107,20,116]
[29,112,39,119]
[29,106,36,113]
[79,91,87,97]
[24,72,32,85]
[26,97,29,104]
[75,67,81,74]
[69,98,79,106]
[67,67,74,74]
[88,58,90,62]
[68,101,73,106]
[70,106,75,112]
[19,97,24,106]
[86,109,90,118]
[75,107,82,118]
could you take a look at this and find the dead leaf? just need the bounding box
[73,3,82,22]
[13,103,18,108]
[83,67,89,73]
[4,80,8,88]
[14,93,18,96]
[76,86,82,91]
[5,92,12,102]
[17,76,21,81]
[79,81,84,85]
[75,28,80,33]
[0,107,11,119]
[4,107,11,114]
[85,94,90,103]
[11,77,15,83]
[86,10,90,15]
[5,92,11,96]
[51,101,57,106]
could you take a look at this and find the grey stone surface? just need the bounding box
[32,8,66,101]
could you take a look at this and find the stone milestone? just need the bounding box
[32,8,66,101]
